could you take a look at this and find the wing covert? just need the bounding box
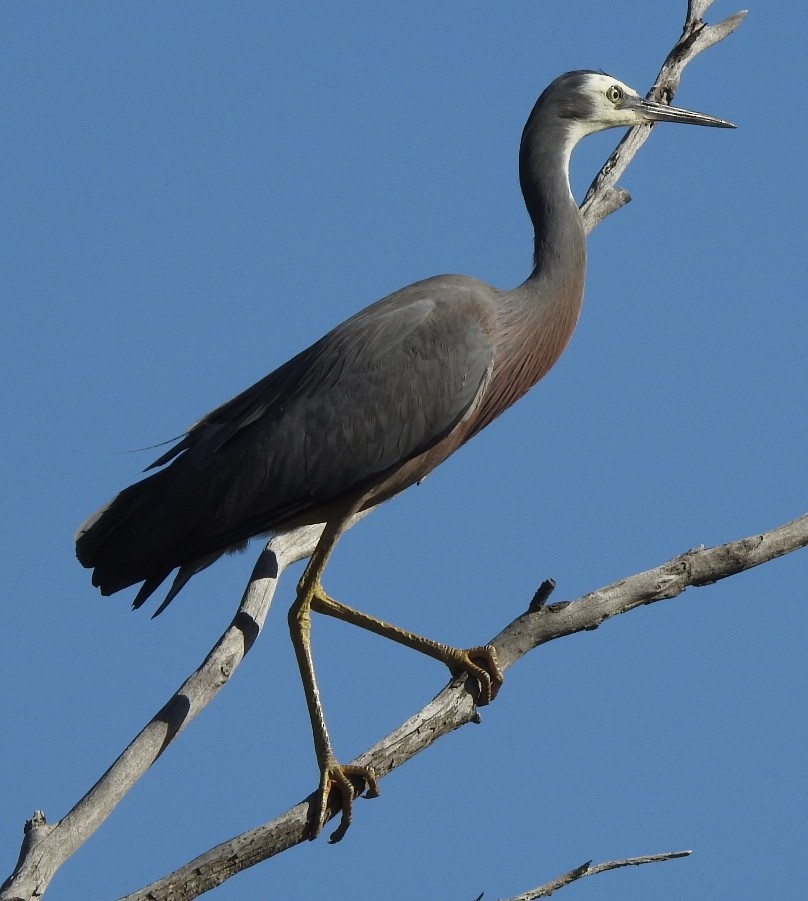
[159,276,496,527]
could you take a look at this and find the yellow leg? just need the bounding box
[287,517,379,843]
[288,513,503,842]
[311,591,503,705]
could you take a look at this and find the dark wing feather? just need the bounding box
[76,275,497,601]
[171,275,495,538]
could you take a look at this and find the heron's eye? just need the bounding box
[606,85,623,104]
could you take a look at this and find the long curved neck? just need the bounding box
[461,102,591,443]
[519,113,586,276]
[469,109,587,437]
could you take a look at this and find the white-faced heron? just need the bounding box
[76,71,733,841]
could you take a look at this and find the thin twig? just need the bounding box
[500,850,691,900]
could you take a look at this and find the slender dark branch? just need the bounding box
[500,850,691,900]
[114,513,808,901]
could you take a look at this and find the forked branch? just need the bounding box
[498,849,691,900]
[580,0,746,232]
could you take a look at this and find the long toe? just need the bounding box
[451,644,504,705]
[309,760,380,843]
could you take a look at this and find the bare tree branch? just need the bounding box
[497,850,691,900]
[580,0,747,233]
[111,513,807,901]
[1,3,746,900]
[1,520,351,901]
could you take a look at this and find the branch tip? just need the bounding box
[529,579,556,611]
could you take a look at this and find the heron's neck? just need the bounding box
[519,119,586,278]
[478,118,587,414]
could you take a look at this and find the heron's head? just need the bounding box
[539,70,734,139]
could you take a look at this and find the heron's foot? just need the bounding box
[309,758,380,844]
[447,644,503,705]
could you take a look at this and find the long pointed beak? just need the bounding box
[624,95,735,129]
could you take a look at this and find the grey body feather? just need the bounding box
[76,72,603,611]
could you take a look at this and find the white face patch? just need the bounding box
[554,73,644,201]
[577,73,643,132]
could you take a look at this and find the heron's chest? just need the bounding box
[476,280,585,432]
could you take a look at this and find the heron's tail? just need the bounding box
[75,467,217,612]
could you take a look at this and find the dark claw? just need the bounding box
[461,645,504,705]
[308,760,380,843]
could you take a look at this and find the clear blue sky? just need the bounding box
[2,2,805,899]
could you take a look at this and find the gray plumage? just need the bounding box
[75,71,732,614]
